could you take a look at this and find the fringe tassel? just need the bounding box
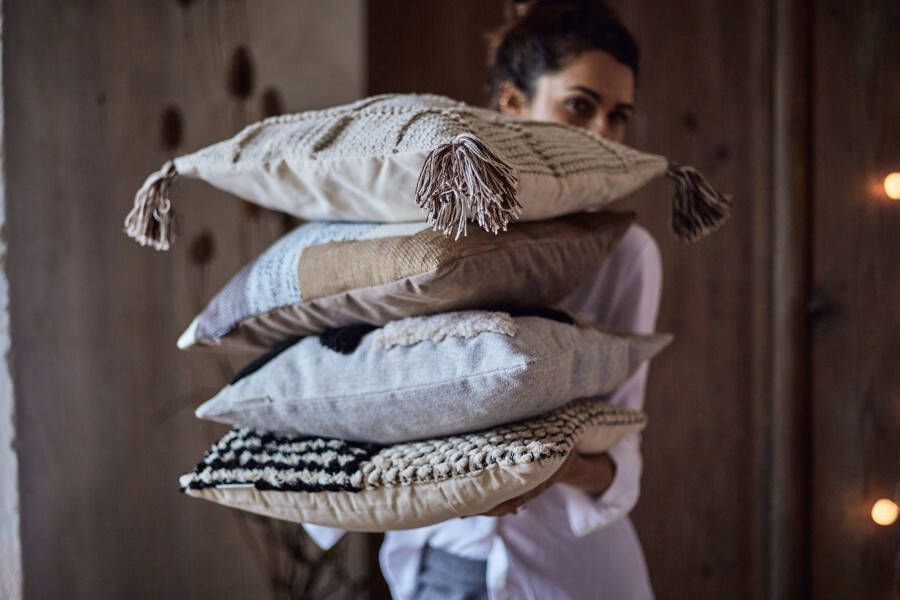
[415,133,521,240]
[666,163,733,242]
[123,160,178,251]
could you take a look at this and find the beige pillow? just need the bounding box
[125,94,731,251]
[178,211,634,353]
[179,398,646,532]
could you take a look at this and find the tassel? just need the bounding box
[124,160,178,251]
[666,163,733,242]
[415,133,521,240]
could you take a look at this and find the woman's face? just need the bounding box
[498,50,635,143]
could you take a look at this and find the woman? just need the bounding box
[307,2,661,598]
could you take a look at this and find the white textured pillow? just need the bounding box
[195,311,670,443]
[179,398,646,532]
[125,94,731,251]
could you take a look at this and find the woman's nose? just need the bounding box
[589,117,609,139]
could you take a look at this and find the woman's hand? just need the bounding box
[476,451,617,517]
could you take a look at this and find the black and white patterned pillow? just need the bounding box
[180,398,646,531]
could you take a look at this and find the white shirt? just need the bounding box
[305,224,662,600]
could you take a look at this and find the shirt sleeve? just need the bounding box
[302,523,347,550]
[552,225,663,537]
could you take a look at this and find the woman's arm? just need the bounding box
[479,451,615,517]
[560,451,616,495]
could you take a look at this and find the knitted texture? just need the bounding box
[126,94,735,253]
[177,94,657,178]
[177,212,635,353]
[180,398,646,492]
[128,94,734,253]
[184,222,377,343]
[371,311,518,349]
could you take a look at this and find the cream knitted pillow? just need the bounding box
[125,94,731,251]
[179,398,646,531]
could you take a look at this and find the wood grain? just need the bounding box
[367,0,508,105]
[5,2,366,598]
[769,1,813,598]
[609,2,773,597]
[809,1,900,598]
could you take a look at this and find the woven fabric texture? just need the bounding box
[162,94,667,232]
[178,211,635,353]
[176,94,661,178]
[179,398,646,531]
[183,399,644,491]
[126,93,730,254]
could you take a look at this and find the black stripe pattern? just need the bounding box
[180,399,646,494]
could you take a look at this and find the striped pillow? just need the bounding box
[179,398,646,531]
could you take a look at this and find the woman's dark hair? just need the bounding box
[486,0,640,106]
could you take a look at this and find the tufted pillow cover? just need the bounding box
[177,211,634,353]
[179,398,646,531]
[195,311,670,443]
[125,94,731,251]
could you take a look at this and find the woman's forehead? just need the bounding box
[542,50,636,105]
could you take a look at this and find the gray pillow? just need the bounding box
[195,311,671,443]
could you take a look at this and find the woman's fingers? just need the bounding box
[475,479,556,517]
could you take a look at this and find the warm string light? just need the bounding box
[871,498,898,526]
[885,173,900,200]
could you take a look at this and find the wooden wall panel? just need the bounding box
[809,1,900,598]
[607,2,773,597]
[5,2,367,599]
[768,1,813,597]
[367,0,508,104]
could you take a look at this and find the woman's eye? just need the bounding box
[564,97,596,120]
[609,110,631,126]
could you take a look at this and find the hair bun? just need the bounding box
[513,0,617,18]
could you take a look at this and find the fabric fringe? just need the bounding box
[666,163,733,242]
[372,311,518,350]
[415,133,521,240]
[124,161,178,251]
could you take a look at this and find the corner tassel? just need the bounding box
[415,133,521,240]
[666,163,733,242]
[124,160,178,251]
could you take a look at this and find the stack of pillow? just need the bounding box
[127,94,729,531]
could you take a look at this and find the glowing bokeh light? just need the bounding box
[884,173,900,200]
[871,498,898,526]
